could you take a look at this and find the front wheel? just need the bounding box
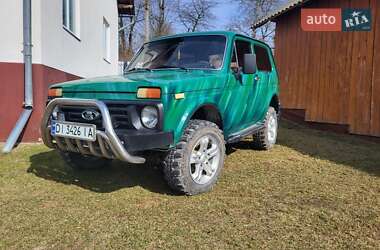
[252,107,278,150]
[163,120,225,195]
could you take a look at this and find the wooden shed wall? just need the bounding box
[274,0,380,136]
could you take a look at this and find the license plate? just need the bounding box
[51,121,96,141]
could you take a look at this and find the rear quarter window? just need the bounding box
[254,45,272,72]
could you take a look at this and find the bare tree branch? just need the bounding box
[226,0,285,47]
[151,0,175,37]
[176,0,217,32]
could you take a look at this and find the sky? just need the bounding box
[170,0,241,32]
[210,1,240,30]
[130,0,242,47]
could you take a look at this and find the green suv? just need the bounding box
[41,31,280,195]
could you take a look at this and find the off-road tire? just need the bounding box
[252,107,278,150]
[163,120,225,195]
[59,151,110,170]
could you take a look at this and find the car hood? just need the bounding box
[52,70,226,94]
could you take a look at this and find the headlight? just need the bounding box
[141,106,158,128]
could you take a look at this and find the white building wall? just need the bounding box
[40,0,119,78]
[0,0,119,78]
[0,0,42,63]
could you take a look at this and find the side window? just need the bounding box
[230,45,238,70]
[254,45,272,72]
[236,40,252,68]
[230,40,252,72]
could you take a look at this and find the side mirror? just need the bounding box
[242,54,257,74]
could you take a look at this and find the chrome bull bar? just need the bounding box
[41,98,146,164]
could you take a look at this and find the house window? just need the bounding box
[254,45,272,71]
[63,0,79,38]
[103,18,111,63]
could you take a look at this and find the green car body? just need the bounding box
[49,31,279,146]
[42,31,280,194]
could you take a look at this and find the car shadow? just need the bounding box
[28,150,177,194]
[28,120,379,194]
[229,120,380,177]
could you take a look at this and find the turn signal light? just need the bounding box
[137,88,161,99]
[48,88,62,97]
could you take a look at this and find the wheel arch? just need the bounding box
[269,94,280,114]
[174,103,223,143]
[189,103,223,129]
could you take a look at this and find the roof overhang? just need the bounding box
[118,0,135,17]
[252,0,312,29]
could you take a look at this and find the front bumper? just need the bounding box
[116,130,173,152]
[41,98,172,164]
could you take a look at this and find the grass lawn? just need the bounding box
[0,120,379,249]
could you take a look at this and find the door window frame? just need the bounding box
[253,42,274,72]
[229,37,254,73]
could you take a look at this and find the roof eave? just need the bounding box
[252,0,312,29]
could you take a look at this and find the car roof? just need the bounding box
[149,31,269,47]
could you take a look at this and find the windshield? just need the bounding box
[127,35,227,71]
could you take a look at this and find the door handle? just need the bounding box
[254,75,260,81]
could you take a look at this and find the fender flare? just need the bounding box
[174,102,223,142]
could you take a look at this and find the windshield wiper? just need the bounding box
[152,65,189,71]
[126,67,152,73]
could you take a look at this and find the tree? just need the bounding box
[176,0,217,32]
[151,0,175,37]
[226,0,285,46]
[119,0,217,60]
[144,0,151,42]
[119,17,129,61]
[119,1,145,61]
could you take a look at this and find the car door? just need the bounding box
[249,42,274,123]
[224,38,263,134]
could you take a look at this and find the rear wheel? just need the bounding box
[163,120,225,195]
[59,151,110,170]
[252,107,278,150]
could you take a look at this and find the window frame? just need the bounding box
[253,43,273,72]
[230,38,253,72]
[103,17,111,63]
[230,42,238,71]
[63,0,80,40]
[235,39,253,69]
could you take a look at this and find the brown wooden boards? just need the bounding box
[348,0,374,135]
[370,0,380,136]
[274,0,379,137]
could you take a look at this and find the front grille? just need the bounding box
[60,103,134,130]
[60,106,103,128]
[107,103,133,129]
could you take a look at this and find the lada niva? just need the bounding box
[41,31,280,195]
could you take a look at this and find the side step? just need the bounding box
[226,123,264,144]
